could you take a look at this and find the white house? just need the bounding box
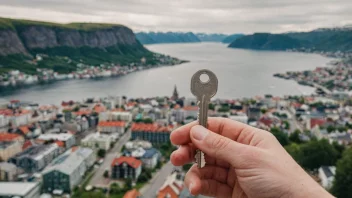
[98,121,126,134]
[37,133,76,149]
[81,133,112,150]
[318,166,336,189]
[0,182,41,198]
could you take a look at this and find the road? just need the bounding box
[139,161,176,198]
[312,83,332,94]
[89,130,131,187]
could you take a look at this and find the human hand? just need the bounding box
[170,117,333,198]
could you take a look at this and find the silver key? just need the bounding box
[190,69,218,168]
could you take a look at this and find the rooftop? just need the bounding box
[0,133,22,142]
[0,162,17,172]
[123,189,141,198]
[38,133,73,141]
[98,121,126,127]
[12,144,58,161]
[111,156,142,169]
[0,182,39,196]
[131,123,172,132]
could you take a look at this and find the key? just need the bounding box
[190,69,218,168]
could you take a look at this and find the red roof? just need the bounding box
[311,118,326,128]
[98,121,125,127]
[55,141,65,147]
[0,133,22,142]
[22,140,33,150]
[259,116,273,127]
[19,126,30,134]
[131,123,172,132]
[183,106,198,111]
[112,157,142,169]
[94,104,106,113]
[123,189,141,198]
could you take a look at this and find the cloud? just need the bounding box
[0,0,351,34]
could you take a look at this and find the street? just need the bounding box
[88,130,131,187]
[139,161,176,198]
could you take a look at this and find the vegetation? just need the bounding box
[285,139,339,170]
[182,164,193,171]
[288,130,303,144]
[97,149,106,158]
[103,170,109,178]
[270,128,290,146]
[331,147,352,197]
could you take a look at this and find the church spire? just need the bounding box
[172,85,179,100]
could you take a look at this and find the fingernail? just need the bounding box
[192,126,208,140]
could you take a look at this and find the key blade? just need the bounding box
[195,150,206,168]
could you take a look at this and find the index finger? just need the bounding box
[171,117,249,145]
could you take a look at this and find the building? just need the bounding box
[157,172,184,198]
[0,141,22,161]
[170,108,185,123]
[131,123,173,144]
[42,147,95,194]
[81,133,112,150]
[0,162,18,181]
[140,148,160,169]
[111,157,142,180]
[171,85,179,100]
[183,106,198,119]
[229,113,249,124]
[37,133,76,149]
[123,189,141,198]
[0,182,41,198]
[247,106,261,121]
[98,121,126,134]
[9,144,60,173]
[111,111,133,122]
[318,166,336,189]
[125,140,152,151]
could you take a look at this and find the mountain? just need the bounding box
[136,32,201,44]
[229,33,305,50]
[228,27,352,53]
[222,34,245,43]
[195,33,228,42]
[0,17,152,74]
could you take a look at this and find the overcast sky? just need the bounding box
[0,0,351,34]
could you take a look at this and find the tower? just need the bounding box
[172,85,179,100]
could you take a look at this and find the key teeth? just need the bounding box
[195,150,206,168]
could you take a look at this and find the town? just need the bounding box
[0,83,351,198]
[0,53,186,88]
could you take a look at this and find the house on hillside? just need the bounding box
[318,166,336,189]
[111,156,142,180]
[157,172,184,198]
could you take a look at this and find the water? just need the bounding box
[1,43,333,105]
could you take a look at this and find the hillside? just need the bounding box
[195,33,228,42]
[0,17,153,74]
[229,33,305,50]
[229,27,352,53]
[136,32,201,44]
[222,34,245,43]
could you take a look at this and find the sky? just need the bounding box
[0,0,351,34]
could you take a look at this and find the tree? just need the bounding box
[261,108,267,114]
[289,130,302,144]
[208,103,215,110]
[110,183,122,195]
[124,178,133,191]
[137,173,149,183]
[327,125,336,133]
[143,118,153,124]
[156,160,162,169]
[332,141,345,160]
[270,128,290,146]
[73,106,80,112]
[285,143,302,162]
[283,120,290,130]
[182,164,192,171]
[331,147,352,198]
[97,149,106,158]
[299,139,339,170]
[103,170,109,178]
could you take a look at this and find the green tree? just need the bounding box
[327,125,336,133]
[110,183,122,195]
[331,147,352,198]
[137,173,149,183]
[124,178,133,191]
[208,103,215,110]
[270,128,290,146]
[300,139,338,170]
[332,141,345,160]
[156,161,162,169]
[73,106,80,112]
[97,149,106,158]
[103,170,109,178]
[289,130,302,144]
[283,121,290,130]
[143,118,153,124]
[260,108,267,114]
[285,143,302,162]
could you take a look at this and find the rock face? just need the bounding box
[0,18,140,56]
[0,30,27,56]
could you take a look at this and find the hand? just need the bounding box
[170,117,333,198]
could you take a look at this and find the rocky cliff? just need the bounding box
[0,18,142,56]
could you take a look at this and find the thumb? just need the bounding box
[190,125,256,168]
